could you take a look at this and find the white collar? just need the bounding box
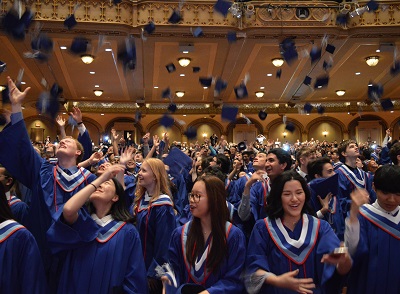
[5,191,11,201]
[0,219,17,230]
[296,167,307,179]
[91,214,114,227]
[144,191,152,201]
[372,201,400,217]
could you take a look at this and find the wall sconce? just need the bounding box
[81,54,94,64]
[93,90,103,97]
[178,57,191,67]
[255,91,265,98]
[322,130,328,137]
[365,56,379,66]
[282,131,288,138]
[202,133,207,138]
[175,91,185,98]
[272,58,284,67]
[336,90,346,96]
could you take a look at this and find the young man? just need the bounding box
[389,142,400,166]
[331,148,342,169]
[345,165,400,293]
[295,146,316,182]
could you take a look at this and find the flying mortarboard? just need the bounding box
[64,14,77,30]
[221,105,238,122]
[280,38,298,65]
[199,77,213,87]
[237,141,247,152]
[214,0,232,17]
[168,10,182,24]
[310,46,321,64]
[134,111,142,123]
[163,148,193,178]
[309,173,339,199]
[227,31,237,43]
[314,75,329,89]
[368,83,383,101]
[117,37,137,72]
[258,109,268,120]
[234,83,248,99]
[276,69,282,79]
[325,44,336,54]
[160,114,175,128]
[336,13,349,26]
[113,0,122,5]
[184,127,197,139]
[143,21,156,34]
[191,27,204,37]
[214,78,227,96]
[322,59,333,71]
[303,103,313,114]
[161,87,171,99]
[168,103,177,113]
[70,37,89,55]
[285,122,295,133]
[390,60,400,76]
[192,66,201,73]
[317,105,325,115]
[303,76,312,86]
[380,98,394,111]
[2,6,33,40]
[287,101,296,107]
[367,0,379,11]
[31,33,54,53]
[166,63,176,73]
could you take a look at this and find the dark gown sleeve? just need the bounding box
[78,129,93,161]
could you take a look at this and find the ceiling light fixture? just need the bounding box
[271,58,284,67]
[365,56,379,66]
[175,91,185,98]
[178,57,191,67]
[0,85,6,91]
[336,90,346,96]
[81,54,94,64]
[93,90,103,96]
[255,91,265,98]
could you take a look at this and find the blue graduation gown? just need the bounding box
[246,214,341,294]
[124,173,137,208]
[8,195,29,226]
[47,210,147,294]
[170,173,188,216]
[168,221,246,293]
[0,220,48,293]
[77,129,92,161]
[135,194,176,278]
[347,204,400,294]
[229,175,250,208]
[250,180,270,221]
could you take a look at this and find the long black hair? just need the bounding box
[266,170,314,219]
[0,183,15,223]
[89,178,134,223]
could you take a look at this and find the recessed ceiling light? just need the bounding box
[355,72,361,75]
[267,73,272,77]
[105,48,112,52]
[183,50,189,54]
[95,85,100,88]
[62,112,66,114]
[21,81,26,84]
[60,46,67,50]
[154,86,158,89]
[90,71,95,74]
[180,74,185,77]
[203,86,208,89]
[100,113,105,116]
[183,115,187,117]
[260,86,265,89]
[376,49,381,53]
[391,110,394,113]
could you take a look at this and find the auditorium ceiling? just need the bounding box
[0,0,400,117]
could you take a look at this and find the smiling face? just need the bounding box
[56,137,81,161]
[376,190,400,212]
[97,162,112,175]
[189,180,209,219]
[321,162,335,178]
[252,152,267,170]
[89,179,118,205]
[265,153,287,180]
[137,161,156,191]
[281,180,305,221]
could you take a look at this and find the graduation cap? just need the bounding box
[117,37,136,72]
[193,66,201,73]
[310,46,322,64]
[234,83,248,99]
[309,173,339,199]
[134,111,142,123]
[143,21,156,34]
[168,103,177,113]
[317,105,325,115]
[390,61,400,76]
[336,13,349,26]
[162,87,171,99]
[285,122,296,133]
[184,127,197,139]
[168,10,182,24]
[166,63,176,73]
[287,101,296,108]
[258,109,268,120]
[2,7,33,40]
[199,77,213,87]
[237,141,246,152]
[31,33,54,53]
[303,103,313,113]
[303,76,312,86]
[227,31,237,43]
[280,38,298,65]
[368,83,383,101]
[214,0,232,17]
[0,61,7,74]
[64,14,77,30]
[276,69,282,79]
[314,75,329,89]
[367,0,379,11]
[221,105,238,122]
[380,98,394,111]
[160,114,174,128]
[192,27,204,37]
[113,0,122,5]
[322,60,333,71]
[214,78,227,95]
[325,44,336,54]
[70,37,89,55]
[163,148,193,178]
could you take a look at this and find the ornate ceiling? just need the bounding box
[0,0,400,117]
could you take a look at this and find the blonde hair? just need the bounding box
[134,158,171,205]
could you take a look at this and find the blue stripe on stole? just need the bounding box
[360,205,400,239]
[266,215,319,264]
[96,221,126,243]
[0,222,24,242]
[9,196,22,206]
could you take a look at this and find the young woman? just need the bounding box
[134,158,176,293]
[47,164,147,294]
[0,183,48,293]
[164,175,246,293]
[246,170,352,294]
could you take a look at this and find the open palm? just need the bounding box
[7,76,30,105]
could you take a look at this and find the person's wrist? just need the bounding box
[77,121,83,125]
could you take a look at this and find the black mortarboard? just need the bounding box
[50,83,63,99]
[168,103,177,113]
[280,38,298,65]
[234,83,248,99]
[287,101,296,107]
[1,85,10,104]
[0,61,6,74]
[31,33,54,53]
[215,78,227,94]
[314,75,329,89]
[162,87,171,99]
[258,110,268,120]
[70,37,89,55]
[367,0,379,11]
[20,8,34,30]
[276,69,282,79]
[390,61,400,76]
[214,0,232,17]
[64,14,77,30]
[192,27,203,37]
[2,7,33,40]
[303,76,312,86]
[310,46,321,64]
[221,105,238,122]
[380,98,394,111]
[143,21,155,34]
[285,123,296,133]
[117,37,137,71]
[309,173,339,199]
[134,111,142,122]
[113,0,122,4]
[304,103,313,113]
[168,10,182,24]
[317,105,325,115]
[336,13,349,26]
[166,63,176,73]
[160,114,174,128]
[184,127,197,139]
[368,83,383,101]
[325,44,336,54]
[199,77,212,87]
[322,60,333,71]
[238,141,246,152]
[227,31,237,43]
[193,66,201,73]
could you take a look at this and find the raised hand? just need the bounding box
[318,192,333,214]
[7,76,31,106]
[98,164,125,182]
[69,106,83,123]
[56,115,66,127]
[119,146,135,166]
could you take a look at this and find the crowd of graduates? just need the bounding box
[1,76,400,293]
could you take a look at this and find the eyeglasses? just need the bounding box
[188,192,204,203]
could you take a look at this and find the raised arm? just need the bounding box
[8,76,31,114]
[56,115,67,139]
[111,128,120,156]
